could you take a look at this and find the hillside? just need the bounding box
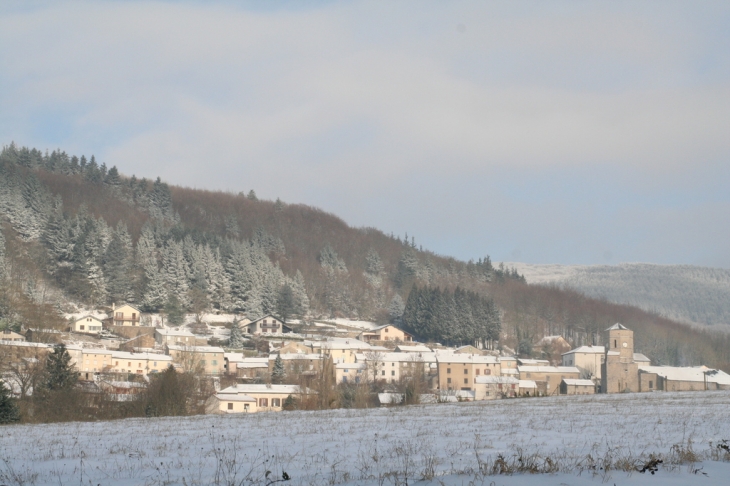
[507,262,730,329]
[1,142,729,370]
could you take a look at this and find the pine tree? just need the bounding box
[164,294,186,326]
[272,354,285,384]
[388,294,405,325]
[276,284,296,323]
[162,241,190,307]
[228,318,245,348]
[247,190,257,201]
[44,344,79,391]
[104,223,133,304]
[0,379,20,424]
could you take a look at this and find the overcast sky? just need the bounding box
[1,1,729,267]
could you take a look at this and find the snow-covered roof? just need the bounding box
[156,328,195,337]
[166,345,224,353]
[518,380,537,388]
[606,323,629,331]
[0,341,50,349]
[498,356,517,362]
[336,362,367,369]
[220,384,308,394]
[111,351,172,361]
[475,376,519,385]
[562,379,595,386]
[215,393,256,402]
[518,366,580,374]
[306,338,373,350]
[562,345,605,355]
[639,366,730,385]
[436,353,499,364]
[517,358,550,365]
[73,315,104,323]
[269,353,321,361]
[633,353,651,363]
[502,369,519,375]
[80,349,114,355]
[395,345,432,353]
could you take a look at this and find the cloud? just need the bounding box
[1,1,729,266]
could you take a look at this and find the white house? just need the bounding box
[72,316,104,334]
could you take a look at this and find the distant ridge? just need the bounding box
[506,262,730,329]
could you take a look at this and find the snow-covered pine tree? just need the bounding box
[103,222,134,305]
[228,318,245,348]
[388,294,405,325]
[161,240,190,307]
[141,257,167,312]
[291,270,309,317]
[272,354,285,384]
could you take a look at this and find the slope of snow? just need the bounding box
[2,391,730,485]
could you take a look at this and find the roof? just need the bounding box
[395,345,432,353]
[111,351,172,361]
[633,353,651,363]
[639,366,730,385]
[518,380,538,388]
[214,393,256,402]
[73,315,104,323]
[269,353,321,361]
[219,384,309,394]
[156,328,195,337]
[166,345,224,353]
[517,358,550,365]
[436,353,499,364]
[562,379,595,386]
[606,323,629,331]
[562,345,605,356]
[475,376,519,385]
[336,362,367,369]
[518,366,580,374]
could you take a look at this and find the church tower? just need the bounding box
[601,323,639,393]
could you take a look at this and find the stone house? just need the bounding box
[518,365,580,396]
[560,378,596,395]
[474,375,519,400]
[437,353,501,392]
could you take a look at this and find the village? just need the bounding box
[2,303,729,416]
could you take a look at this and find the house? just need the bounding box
[0,329,26,342]
[356,351,434,384]
[335,362,367,384]
[474,376,519,400]
[72,316,104,334]
[206,393,258,414]
[155,328,197,346]
[562,345,605,379]
[358,325,413,343]
[224,355,269,379]
[279,341,312,354]
[437,353,501,392]
[518,379,538,396]
[108,351,172,376]
[110,304,143,327]
[243,315,292,335]
[560,379,596,395]
[166,345,225,375]
[97,380,146,401]
[269,353,322,378]
[454,345,483,355]
[308,338,374,364]
[517,366,581,396]
[208,384,312,413]
[638,366,730,392]
[71,348,114,380]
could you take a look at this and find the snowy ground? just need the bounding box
[2,391,730,485]
[321,318,381,330]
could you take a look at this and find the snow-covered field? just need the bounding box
[2,391,730,485]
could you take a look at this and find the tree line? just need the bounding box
[401,284,501,347]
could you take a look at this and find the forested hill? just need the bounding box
[508,263,730,329]
[1,143,729,370]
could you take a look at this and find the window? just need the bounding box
[476,369,480,375]
[153,362,157,367]
[272,398,280,407]
[447,368,451,374]
[138,363,142,368]
[80,325,85,330]
[228,403,233,410]
[384,328,389,333]
[116,361,119,366]
[649,380,653,389]
[128,362,131,367]
[464,378,468,384]
[212,360,217,365]
[485,369,491,375]
[342,376,348,383]
[382,370,385,376]
[391,371,395,376]
[259,398,268,407]
[464,369,468,374]
[614,339,617,348]
[355,377,360,384]
[447,378,451,384]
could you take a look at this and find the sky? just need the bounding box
[1,1,729,268]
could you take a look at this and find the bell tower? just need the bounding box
[601,323,639,393]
